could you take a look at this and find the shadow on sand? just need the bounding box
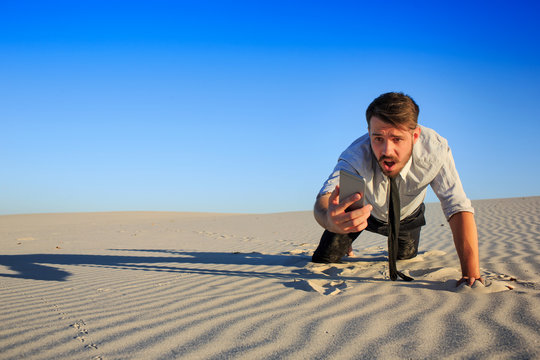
[0,249,311,282]
[0,249,464,292]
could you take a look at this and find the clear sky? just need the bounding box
[1,0,539,214]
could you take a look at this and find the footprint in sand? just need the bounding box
[309,279,351,295]
[71,320,87,330]
[71,320,93,344]
[305,262,370,277]
[70,321,100,353]
[286,249,312,256]
[299,251,516,294]
[292,279,352,296]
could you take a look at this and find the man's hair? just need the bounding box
[365,92,419,130]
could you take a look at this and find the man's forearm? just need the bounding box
[449,211,481,279]
[313,195,331,229]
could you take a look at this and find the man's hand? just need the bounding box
[315,186,372,234]
[456,276,484,287]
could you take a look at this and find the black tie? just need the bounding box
[388,177,413,281]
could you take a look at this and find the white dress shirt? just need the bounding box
[318,125,474,221]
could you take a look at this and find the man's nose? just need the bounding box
[381,140,394,155]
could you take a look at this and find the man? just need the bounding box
[312,92,482,285]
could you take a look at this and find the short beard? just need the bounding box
[376,143,414,178]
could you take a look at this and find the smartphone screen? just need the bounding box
[339,169,366,210]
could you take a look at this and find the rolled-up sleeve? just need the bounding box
[430,146,474,220]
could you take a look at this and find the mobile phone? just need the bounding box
[339,169,366,211]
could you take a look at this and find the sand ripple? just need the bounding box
[0,198,539,359]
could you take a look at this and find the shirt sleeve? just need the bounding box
[430,146,474,220]
[317,160,358,198]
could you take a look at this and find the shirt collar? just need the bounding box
[398,155,413,182]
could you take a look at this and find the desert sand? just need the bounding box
[0,197,539,359]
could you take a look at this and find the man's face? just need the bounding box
[369,116,421,178]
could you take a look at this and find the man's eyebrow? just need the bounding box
[370,132,405,139]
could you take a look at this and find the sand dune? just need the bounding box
[1,197,539,359]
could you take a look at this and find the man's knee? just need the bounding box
[397,228,421,260]
[397,246,418,260]
[312,231,358,263]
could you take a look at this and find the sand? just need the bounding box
[0,197,539,359]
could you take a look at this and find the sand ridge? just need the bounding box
[0,197,539,359]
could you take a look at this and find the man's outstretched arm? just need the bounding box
[449,211,482,286]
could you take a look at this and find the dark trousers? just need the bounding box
[312,203,426,263]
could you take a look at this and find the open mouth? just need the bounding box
[382,160,395,171]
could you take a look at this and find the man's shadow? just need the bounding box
[0,249,457,292]
[0,249,311,282]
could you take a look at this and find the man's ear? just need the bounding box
[412,126,421,144]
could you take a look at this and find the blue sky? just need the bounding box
[1,0,539,214]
